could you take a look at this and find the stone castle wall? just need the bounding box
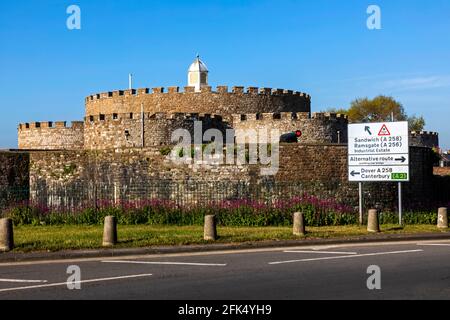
[232,112,348,144]
[26,145,437,211]
[84,112,228,150]
[85,86,311,122]
[18,121,84,150]
[410,131,439,149]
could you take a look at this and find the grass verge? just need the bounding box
[8,224,448,253]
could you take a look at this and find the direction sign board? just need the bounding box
[348,121,409,182]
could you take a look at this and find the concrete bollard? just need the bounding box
[204,215,217,241]
[438,207,448,229]
[367,209,380,233]
[293,212,306,236]
[0,218,14,252]
[102,216,117,247]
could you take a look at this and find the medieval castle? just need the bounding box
[0,56,443,211]
[18,56,438,151]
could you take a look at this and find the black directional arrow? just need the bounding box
[364,126,372,135]
[351,170,361,177]
[395,156,407,163]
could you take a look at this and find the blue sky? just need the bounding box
[1,0,449,149]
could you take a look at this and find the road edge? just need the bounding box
[1,231,450,263]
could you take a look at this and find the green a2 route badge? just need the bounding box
[392,173,408,180]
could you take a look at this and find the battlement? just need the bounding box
[84,112,224,123]
[311,112,348,121]
[232,112,348,145]
[232,112,347,123]
[18,120,84,150]
[19,121,84,131]
[411,131,439,137]
[85,86,311,103]
[410,131,439,149]
[83,111,228,150]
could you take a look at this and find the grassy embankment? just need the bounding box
[10,224,446,253]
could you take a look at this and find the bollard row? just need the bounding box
[0,208,448,253]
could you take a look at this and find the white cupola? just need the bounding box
[188,55,209,92]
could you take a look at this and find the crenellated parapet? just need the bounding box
[18,121,84,150]
[84,112,228,150]
[232,112,347,122]
[410,131,439,148]
[85,86,311,121]
[85,86,311,102]
[232,112,348,144]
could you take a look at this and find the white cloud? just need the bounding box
[382,75,450,92]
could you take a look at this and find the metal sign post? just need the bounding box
[398,182,403,226]
[359,182,363,225]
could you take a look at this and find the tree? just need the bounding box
[408,115,426,132]
[323,96,426,132]
[322,107,348,115]
[347,95,407,123]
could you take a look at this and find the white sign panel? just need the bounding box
[348,122,409,182]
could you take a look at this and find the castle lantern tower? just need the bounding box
[188,55,209,92]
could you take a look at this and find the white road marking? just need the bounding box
[417,243,450,247]
[102,260,227,267]
[0,279,48,283]
[269,249,424,265]
[0,239,444,267]
[284,250,358,255]
[0,273,153,293]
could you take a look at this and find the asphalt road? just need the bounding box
[0,240,450,300]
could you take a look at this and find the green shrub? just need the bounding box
[3,199,439,228]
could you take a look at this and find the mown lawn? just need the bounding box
[8,224,447,253]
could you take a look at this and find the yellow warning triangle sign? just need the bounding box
[378,124,391,136]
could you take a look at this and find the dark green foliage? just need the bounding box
[4,202,438,228]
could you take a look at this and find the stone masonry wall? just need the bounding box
[85,86,311,123]
[18,121,84,150]
[232,112,348,144]
[276,145,435,209]
[27,145,437,211]
[84,112,228,149]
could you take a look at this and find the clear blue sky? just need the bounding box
[1,0,449,149]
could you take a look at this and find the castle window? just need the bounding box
[241,115,247,121]
[25,123,30,129]
[89,116,94,122]
[35,122,41,128]
[124,130,130,139]
[273,113,281,120]
[200,73,207,84]
[100,114,105,121]
[129,113,133,119]
[113,113,118,120]
[256,113,263,120]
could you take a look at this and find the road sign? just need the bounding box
[348,122,409,182]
